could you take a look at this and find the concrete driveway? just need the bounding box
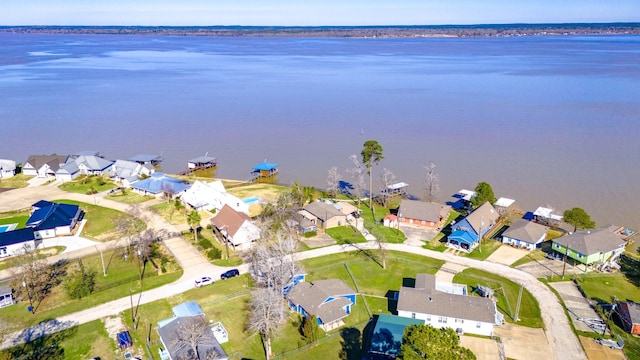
[460,335,500,360]
[580,336,626,360]
[485,245,529,266]
[549,281,602,333]
[516,257,583,279]
[399,224,439,246]
[494,322,554,360]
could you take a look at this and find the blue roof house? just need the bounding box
[0,228,38,258]
[26,200,84,239]
[130,173,191,199]
[447,202,499,252]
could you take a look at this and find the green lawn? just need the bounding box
[55,199,144,241]
[58,175,117,194]
[149,200,189,225]
[104,189,153,204]
[453,268,543,328]
[0,173,30,189]
[466,240,502,260]
[326,226,366,244]
[0,247,182,330]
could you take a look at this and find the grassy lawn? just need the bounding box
[0,215,29,229]
[0,247,182,330]
[149,200,189,225]
[326,226,366,244]
[105,188,153,204]
[183,228,245,266]
[466,239,502,260]
[55,199,145,241]
[0,173,30,188]
[453,268,543,328]
[356,204,406,244]
[58,175,117,194]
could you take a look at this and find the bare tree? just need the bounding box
[347,155,366,217]
[248,287,286,360]
[172,317,222,360]
[423,162,440,203]
[379,167,397,208]
[326,166,341,198]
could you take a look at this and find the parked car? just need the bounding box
[221,269,240,280]
[194,276,213,287]
[595,337,624,349]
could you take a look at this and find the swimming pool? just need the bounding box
[242,196,261,205]
[0,224,17,233]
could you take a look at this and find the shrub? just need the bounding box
[303,231,317,238]
[207,248,222,260]
[198,238,213,250]
[63,260,96,299]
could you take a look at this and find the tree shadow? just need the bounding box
[620,255,640,289]
[339,327,362,360]
[8,319,78,360]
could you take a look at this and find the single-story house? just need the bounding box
[27,200,84,239]
[182,180,248,214]
[364,314,423,360]
[501,219,549,250]
[447,202,499,252]
[551,226,626,271]
[494,197,516,216]
[397,273,501,337]
[301,201,347,230]
[335,201,360,218]
[0,286,13,308]
[397,199,450,229]
[110,159,155,187]
[55,155,114,182]
[129,173,190,199]
[295,210,319,234]
[210,205,261,251]
[286,279,356,331]
[157,301,228,360]
[0,159,17,178]
[617,301,640,335]
[22,154,69,178]
[0,228,38,258]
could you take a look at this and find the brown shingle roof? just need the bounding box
[398,200,450,223]
[210,204,252,236]
[465,202,499,233]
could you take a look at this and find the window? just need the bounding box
[455,319,464,324]
[438,316,447,324]
[426,315,431,322]
[0,247,6,256]
[411,313,416,319]
[476,322,482,328]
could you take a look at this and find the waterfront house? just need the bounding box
[397,273,501,337]
[22,154,69,178]
[110,159,155,187]
[286,279,356,331]
[55,155,114,182]
[551,226,626,271]
[0,159,16,178]
[210,205,261,251]
[397,199,450,229]
[501,219,549,250]
[618,301,640,335]
[301,201,347,230]
[129,173,190,199]
[181,180,248,214]
[447,202,499,251]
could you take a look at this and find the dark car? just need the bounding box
[221,269,240,280]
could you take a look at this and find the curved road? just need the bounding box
[0,183,585,359]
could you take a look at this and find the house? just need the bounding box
[22,154,69,178]
[157,302,228,360]
[128,153,162,166]
[55,155,114,182]
[0,286,13,308]
[617,301,640,335]
[110,159,155,187]
[494,197,516,216]
[210,205,261,250]
[364,314,423,360]
[286,279,356,331]
[0,159,17,178]
[294,210,319,234]
[129,173,190,199]
[447,202,499,251]
[335,201,359,219]
[501,219,549,250]
[251,161,278,181]
[301,201,347,230]
[397,273,501,337]
[181,180,248,214]
[551,226,626,271]
[27,200,84,238]
[0,228,38,258]
[397,199,450,229]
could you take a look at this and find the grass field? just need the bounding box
[58,175,117,194]
[104,188,153,204]
[0,173,30,189]
[326,226,367,244]
[453,268,543,328]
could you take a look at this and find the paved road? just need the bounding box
[0,183,585,360]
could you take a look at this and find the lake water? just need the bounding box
[1,34,639,228]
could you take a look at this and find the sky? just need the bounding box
[1,0,639,26]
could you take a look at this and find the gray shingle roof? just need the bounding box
[465,202,499,233]
[502,219,548,244]
[553,227,626,255]
[287,279,356,324]
[397,274,496,324]
[157,315,228,360]
[303,202,345,221]
[398,200,450,223]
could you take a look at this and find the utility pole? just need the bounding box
[562,245,569,279]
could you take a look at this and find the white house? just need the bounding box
[181,180,249,214]
[110,159,155,187]
[210,205,260,251]
[55,155,114,182]
[0,228,38,258]
[0,159,16,179]
[397,273,502,337]
[23,154,69,178]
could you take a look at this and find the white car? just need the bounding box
[194,276,213,287]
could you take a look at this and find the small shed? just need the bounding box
[0,286,14,308]
[383,214,398,228]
